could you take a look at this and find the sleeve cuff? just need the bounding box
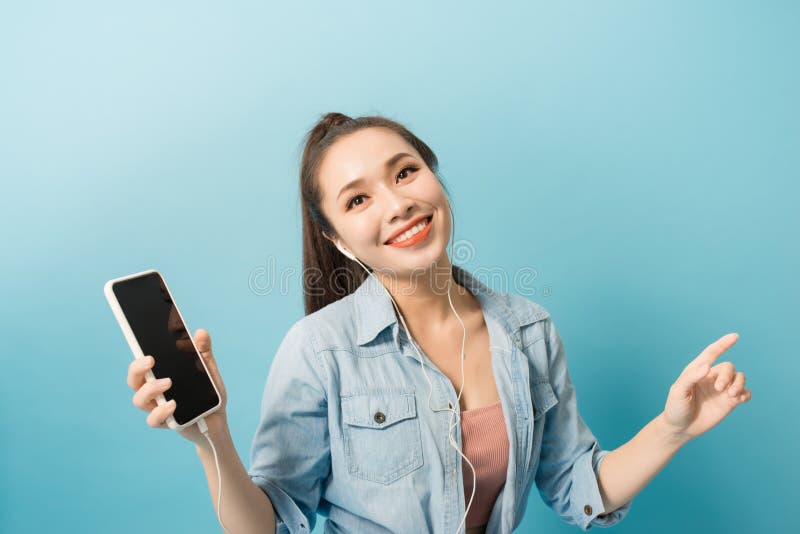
[249,474,312,534]
[572,446,633,530]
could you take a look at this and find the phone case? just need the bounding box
[104,269,222,431]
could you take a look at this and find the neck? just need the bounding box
[373,258,476,336]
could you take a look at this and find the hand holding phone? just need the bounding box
[106,270,226,441]
[126,328,230,446]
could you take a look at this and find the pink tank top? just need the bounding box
[460,400,510,528]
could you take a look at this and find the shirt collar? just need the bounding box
[352,264,546,347]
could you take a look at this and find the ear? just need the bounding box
[321,230,337,244]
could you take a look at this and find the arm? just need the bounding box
[598,332,752,514]
[534,318,633,531]
[595,413,689,514]
[129,328,278,534]
[195,427,278,534]
[247,320,331,534]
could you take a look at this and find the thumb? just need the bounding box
[194,328,220,378]
[673,362,710,398]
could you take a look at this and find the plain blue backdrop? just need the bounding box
[1,1,796,532]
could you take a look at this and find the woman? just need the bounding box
[126,113,752,534]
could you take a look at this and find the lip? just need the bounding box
[385,215,433,247]
[384,215,432,245]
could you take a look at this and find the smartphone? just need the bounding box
[104,269,221,431]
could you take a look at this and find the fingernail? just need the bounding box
[159,377,171,386]
[168,399,176,407]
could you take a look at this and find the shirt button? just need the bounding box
[584,504,593,515]
[374,411,386,424]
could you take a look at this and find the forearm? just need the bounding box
[195,429,277,534]
[596,412,691,513]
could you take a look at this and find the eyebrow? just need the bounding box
[336,152,415,202]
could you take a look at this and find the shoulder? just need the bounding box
[493,291,553,347]
[503,291,551,325]
[268,297,360,391]
[283,292,361,353]
[497,293,569,387]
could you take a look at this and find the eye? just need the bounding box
[346,194,366,210]
[396,165,419,182]
[345,165,419,211]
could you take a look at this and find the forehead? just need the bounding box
[318,127,417,194]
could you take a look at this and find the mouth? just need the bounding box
[385,215,433,248]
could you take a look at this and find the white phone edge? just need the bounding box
[103,268,222,432]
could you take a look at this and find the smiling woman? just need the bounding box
[298,113,453,314]
[168,112,751,534]
[241,112,624,534]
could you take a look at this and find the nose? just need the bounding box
[382,188,416,225]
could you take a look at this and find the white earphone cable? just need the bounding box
[341,202,476,534]
[197,417,232,534]
[194,198,475,534]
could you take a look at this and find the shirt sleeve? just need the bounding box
[534,318,633,531]
[247,320,330,534]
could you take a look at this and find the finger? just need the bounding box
[127,355,154,390]
[195,328,212,357]
[147,399,177,429]
[673,360,712,398]
[713,362,737,392]
[195,328,219,377]
[727,372,746,397]
[738,388,752,403]
[132,377,172,411]
[694,333,739,368]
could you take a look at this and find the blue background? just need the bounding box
[1,1,796,532]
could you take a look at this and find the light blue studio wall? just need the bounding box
[0,1,796,532]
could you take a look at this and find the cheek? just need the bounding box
[419,176,447,204]
[351,214,383,246]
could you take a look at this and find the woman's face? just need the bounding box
[318,127,451,279]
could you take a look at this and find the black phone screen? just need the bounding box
[113,272,219,426]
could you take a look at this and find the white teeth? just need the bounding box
[388,217,430,244]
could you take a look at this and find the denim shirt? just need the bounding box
[248,264,632,533]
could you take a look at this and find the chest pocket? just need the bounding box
[340,390,424,485]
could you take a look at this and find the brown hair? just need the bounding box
[299,112,449,315]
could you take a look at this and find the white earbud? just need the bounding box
[335,240,357,261]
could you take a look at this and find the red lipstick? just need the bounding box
[385,215,433,248]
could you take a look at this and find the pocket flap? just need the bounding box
[531,379,558,419]
[341,391,417,429]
